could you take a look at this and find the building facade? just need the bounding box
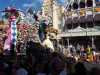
[58,0,100,49]
[37,0,65,31]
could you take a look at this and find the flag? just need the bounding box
[34,8,37,18]
[33,8,38,21]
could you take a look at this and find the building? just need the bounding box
[58,0,100,49]
[37,0,65,31]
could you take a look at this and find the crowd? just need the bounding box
[59,43,100,63]
[0,41,100,75]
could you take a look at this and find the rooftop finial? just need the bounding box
[11,0,14,8]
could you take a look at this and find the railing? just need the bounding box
[58,30,100,38]
[65,6,100,18]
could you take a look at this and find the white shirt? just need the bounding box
[37,71,67,75]
[4,63,9,68]
[15,68,28,75]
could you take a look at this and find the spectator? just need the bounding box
[36,57,67,75]
[86,46,91,54]
[76,44,81,54]
[0,72,8,75]
[74,62,87,75]
[90,67,100,75]
[15,68,28,75]
[0,52,17,75]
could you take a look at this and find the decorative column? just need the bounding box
[42,7,45,16]
[93,0,96,7]
[61,5,65,32]
[11,22,17,46]
[52,3,57,29]
[92,36,94,46]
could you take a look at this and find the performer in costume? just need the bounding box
[3,25,11,50]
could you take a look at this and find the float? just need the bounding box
[0,6,59,57]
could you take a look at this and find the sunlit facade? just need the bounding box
[37,0,65,31]
[58,0,100,49]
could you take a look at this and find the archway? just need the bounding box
[80,2,85,8]
[73,3,78,9]
[87,0,93,7]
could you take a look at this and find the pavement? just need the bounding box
[84,62,100,70]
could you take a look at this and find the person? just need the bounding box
[76,44,81,54]
[0,52,17,75]
[86,53,94,62]
[71,46,76,56]
[86,45,91,54]
[0,72,8,75]
[15,68,28,75]
[90,67,100,75]
[74,62,87,75]
[69,43,72,50]
[80,45,84,58]
[81,45,84,52]
[36,56,67,75]
[63,46,71,57]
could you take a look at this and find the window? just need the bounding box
[96,2,100,6]
[58,18,61,29]
[68,5,71,11]
[80,23,86,28]
[67,24,72,30]
[87,0,93,7]
[73,4,78,9]
[87,22,93,28]
[80,2,85,8]
[73,24,78,29]
[95,0,99,2]
[95,21,100,26]
[58,24,61,29]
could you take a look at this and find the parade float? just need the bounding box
[0,6,43,55]
[0,5,60,56]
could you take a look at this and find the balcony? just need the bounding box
[58,25,100,38]
[65,6,100,18]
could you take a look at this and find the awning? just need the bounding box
[79,16,85,23]
[72,17,78,24]
[65,18,72,24]
[94,14,100,21]
[86,15,93,22]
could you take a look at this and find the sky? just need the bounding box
[0,0,68,11]
[0,0,67,18]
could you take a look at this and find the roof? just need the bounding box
[26,7,34,15]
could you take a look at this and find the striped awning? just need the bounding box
[79,16,85,23]
[86,15,93,22]
[94,14,100,21]
[65,18,72,24]
[72,17,78,24]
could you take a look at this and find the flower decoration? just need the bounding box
[0,20,4,25]
[66,12,72,17]
[79,9,86,14]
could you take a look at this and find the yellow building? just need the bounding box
[37,0,65,31]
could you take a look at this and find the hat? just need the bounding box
[15,68,28,75]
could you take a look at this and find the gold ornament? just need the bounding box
[66,12,72,17]
[94,7,100,12]
[79,9,86,14]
